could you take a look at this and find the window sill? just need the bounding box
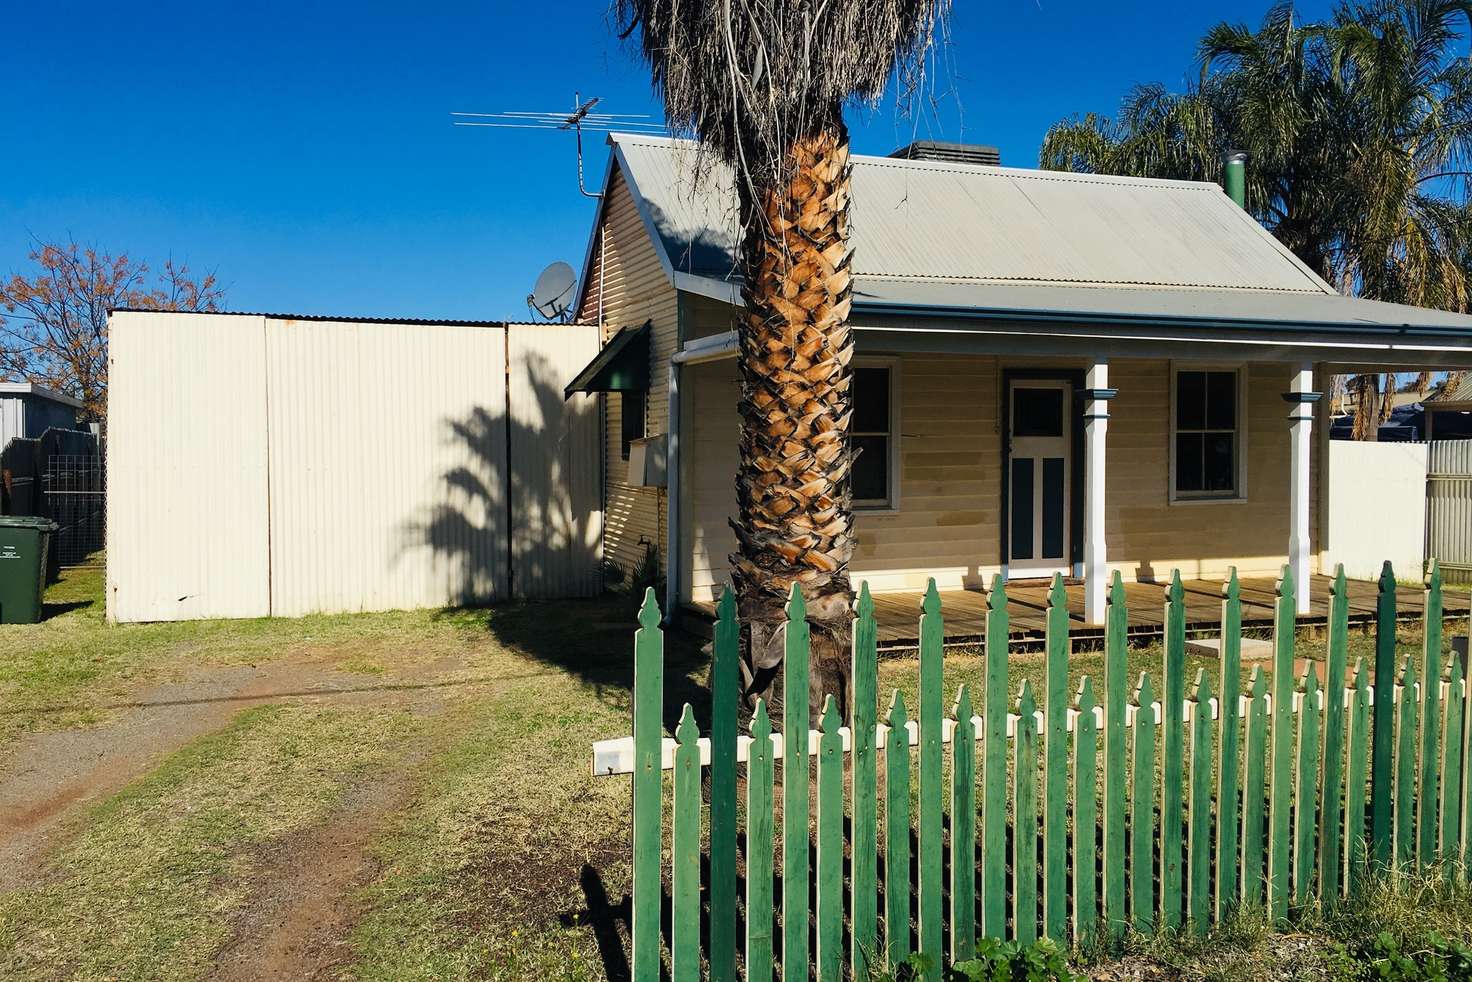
[1168,495,1248,506]
[855,505,901,516]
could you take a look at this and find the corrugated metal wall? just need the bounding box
[508,324,602,599]
[107,313,602,622]
[107,313,272,622]
[1428,439,1472,585]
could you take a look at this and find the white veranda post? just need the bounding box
[1286,366,1319,615]
[1083,362,1115,625]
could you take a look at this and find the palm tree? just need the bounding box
[1041,0,1472,437]
[614,1,947,713]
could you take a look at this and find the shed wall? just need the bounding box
[106,312,272,622]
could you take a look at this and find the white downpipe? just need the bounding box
[1287,366,1318,615]
[1083,362,1113,625]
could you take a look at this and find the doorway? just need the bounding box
[1005,377,1074,579]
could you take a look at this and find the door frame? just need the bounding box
[999,368,1086,578]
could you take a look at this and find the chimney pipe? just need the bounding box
[1223,151,1248,209]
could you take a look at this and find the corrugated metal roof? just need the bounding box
[611,134,1333,294]
[0,382,84,409]
[110,308,509,327]
[1430,373,1472,403]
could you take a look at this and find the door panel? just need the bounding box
[1008,380,1071,577]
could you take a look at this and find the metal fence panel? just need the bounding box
[1428,440,1472,584]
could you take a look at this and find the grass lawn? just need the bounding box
[0,567,1468,980]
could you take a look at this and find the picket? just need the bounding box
[672,705,702,982]
[782,587,810,982]
[1242,668,1269,910]
[1395,657,1419,869]
[1420,562,1445,867]
[851,585,879,978]
[747,701,775,980]
[1043,574,1070,941]
[631,590,663,982]
[1015,680,1040,945]
[951,685,977,962]
[710,589,739,982]
[602,559,1472,982]
[1187,670,1213,933]
[1216,570,1243,917]
[1371,562,1398,870]
[1130,673,1157,933]
[1439,657,1465,869]
[1319,568,1348,904]
[1102,572,1129,936]
[885,692,912,971]
[918,581,945,971]
[1073,678,1099,943]
[1293,668,1321,906]
[981,578,1010,939]
[816,697,844,982]
[1345,661,1371,895]
[1268,567,1297,923]
[1160,572,1187,931]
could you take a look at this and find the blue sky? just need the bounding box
[2,0,1335,321]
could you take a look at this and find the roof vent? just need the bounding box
[888,140,1001,167]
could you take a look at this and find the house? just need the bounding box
[0,382,83,447]
[1426,374,1472,440]
[565,135,1472,638]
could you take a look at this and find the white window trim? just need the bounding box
[1169,361,1250,505]
[854,356,902,513]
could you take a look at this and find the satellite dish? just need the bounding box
[528,261,577,321]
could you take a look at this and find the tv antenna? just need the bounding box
[527,261,577,322]
[453,92,667,199]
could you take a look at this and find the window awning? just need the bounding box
[564,322,651,399]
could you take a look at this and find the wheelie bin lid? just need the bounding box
[0,516,60,532]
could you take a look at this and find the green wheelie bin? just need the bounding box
[0,516,59,624]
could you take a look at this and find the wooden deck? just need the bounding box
[685,574,1471,649]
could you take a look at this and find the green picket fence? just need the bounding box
[593,561,1469,982]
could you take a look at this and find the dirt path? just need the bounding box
[209,768,416,982]
[0,654,465,892]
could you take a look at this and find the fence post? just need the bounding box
[631,589,664,982]
[885,692,912,971]
[1242,668,1269,909]
[747,700,775,979]
[1268,566,1296,924]
[1371,562,1398,870]
[951,684,977,962]
[1102,572,1129,937]
[1439,655,1464,873]
[1073,677,1099,943]
[782,585,810,982]
[672,705,702,982]
[1160,571,1187,931]
[1015,680,1040,945]
[1319,567,1348,903]
[1216,570,1243,918]
[816,696,844,982]
[1293,667,1321,906]
[917,581,944,973]
[851,585,879,977]
[981,577,1010,939]
[1130,673,1157,933]
[1043,574,1070,940]
[709,588,739,982]
[1420,561,1445,867]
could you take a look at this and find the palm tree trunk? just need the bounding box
[730,123,856,722]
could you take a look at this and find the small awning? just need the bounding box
[564,322,651,399]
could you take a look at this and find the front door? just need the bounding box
[1007,379,1071,578]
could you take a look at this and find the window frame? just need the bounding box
[852,357,902,513]
[1169,362,1249,504]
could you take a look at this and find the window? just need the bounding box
[852,362,898,508]
[620,390,645,461]
[1172,367,1243,499]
